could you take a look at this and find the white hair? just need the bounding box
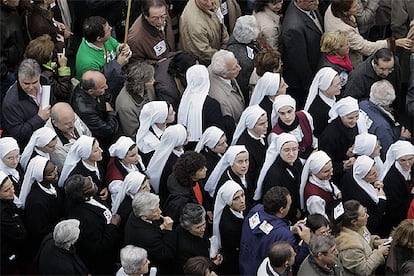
[233,15,259,44]
[369,79,396,106]
[120,245,148,275]
[132,192,160,217]
[211,50,236,75]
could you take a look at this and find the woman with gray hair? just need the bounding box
[124,192,175,275]
[37,219,89,275]
[359,79,411,159]
[116,245,150,276]
[226,15,261,102]
[175,203,222,274]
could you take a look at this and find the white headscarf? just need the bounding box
[271,94,296,128]
[177,64,210,142]
[328,96,367,133]
[231,105,266,145]
[19,156,56,208]
[195,126,225,153]
[110,171,146,214]
[58,135,94,187]
[353,155,379,203]
[249,72,281,106]
[146,124,187,193]
[353,133,384,176]
[20,127,57,169]
[254,133,297,200]
[136,101,169,154]
[205,145,247,197]
[0,137,20,182]
[109,136,135,159]
[382,140,414,180]
[213,180,244,249]
[299,150,332,209]
[304,67,338,111]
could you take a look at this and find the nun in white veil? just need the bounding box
[353,133,384,177]
[0,137,23,196]
[20,127,57,169]
[146,124,187,195]
[304,67,341,137]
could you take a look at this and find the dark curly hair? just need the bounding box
[173,151,206,187]
[64,174,88,204]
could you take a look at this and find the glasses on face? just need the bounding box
[150,14,168,22]
[4,154,20,162]
[359,207,368,218]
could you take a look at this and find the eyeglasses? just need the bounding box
[359,207,368,218]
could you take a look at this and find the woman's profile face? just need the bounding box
[2,149,20,169]
[38,137,58,154]
[43,162,59,185]
[192,166,207,181]
[0,178,15,201]
[362,164,378,184]
[315,161,333,181]
[267,0,283,13]
[340,111,359,128]
[189,218,206,238]
[122,146,139,165]
[397,155,414,172]
[83,176,98,197]
[347,0,359,16]
[88,141,103,162]
[212,134,228,154]
[322,75,341,98]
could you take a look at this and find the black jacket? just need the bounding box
[71,85,119,148]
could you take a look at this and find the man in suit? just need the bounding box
[281,0,323,109]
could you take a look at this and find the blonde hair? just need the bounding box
[320,30,348,55]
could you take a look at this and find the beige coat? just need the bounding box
[253,7,281,50]
[324,5,388,66]
[179,0,229,65]
[335,227,385,276]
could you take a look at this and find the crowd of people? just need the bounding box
[1,0,414,275]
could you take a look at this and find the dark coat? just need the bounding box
[1,75,55,148]
[69,160,106,192]
[236,129,268,190]
[37,233,89,275]
[259,96,274,134]
[24,182,64,257]
[41,65,72,103]
[65,199,121,275]
[341,170,387,236]
[71,85,119,148]
[383,164,414,233]
[0,200,27,275]
[158,152,179,206]
[7,164,24,197]
[218,205,243,275]
[319,117,358,185]
[226,35,259,102]
[343,54,401,101]
[307,94,331,138]
[202,96,225,133]
[281,1,323,107]
[262,156,303,222]
[124,214,177,275]
[175,225,210,274]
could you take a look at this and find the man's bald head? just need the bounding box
[81,70,108,97]
[51,102,76,134]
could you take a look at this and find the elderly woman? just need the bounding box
[37,219,88,275]
[205,145,253,205]
[106,136,145,191]
[253,0,283,50]
[319,96,365,184]
[146,124,187,200]
[19,156,63,258]
[359,79,411,160]
[341,155,387,236]
[304,67,342,138]
[382,141,414,235]
[386,219,414,274]
[249,72,288,133]
[333,200,389,275]
[226,15,260,101]
[116,245,150,276]
[135,101,176,166]
[177,64,223,149]
[271,94,318,161]
[318,30,353,87]
[20,126,57,169]
[175,203,222,274]
[116,63,156,139]
[195,126,228,180]
[232,105,268,185]
[163,151,209,224]
[64,174,121,274]
[324,0,413,65]
[59,135,108,201]
[299,150,342,219]
[154,51,198,112]
[353,133,384,175]
[213,180,245,274]
[0,137,24,196]
[124,192,175,275]
[254,133,302,222]
[0,171,27,274]
[24,34,72,102]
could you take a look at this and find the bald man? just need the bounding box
[45,102,91,171]
[71,70,119,149]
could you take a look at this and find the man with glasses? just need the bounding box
[127,0,175,65]
[298,234,344,275]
